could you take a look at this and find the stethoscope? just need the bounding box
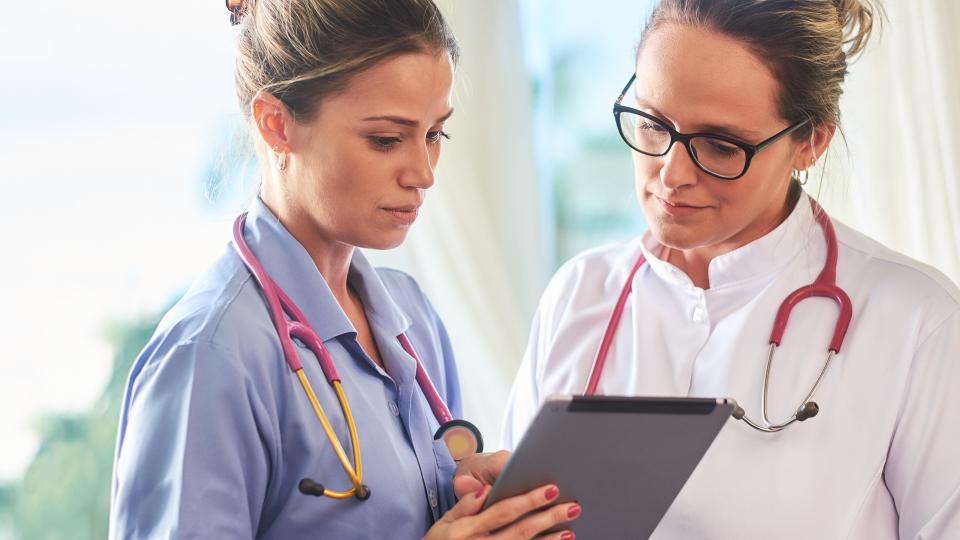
[584,197,853,432]
[232,213,483,501]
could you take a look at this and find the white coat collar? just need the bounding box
[639,192,819,290]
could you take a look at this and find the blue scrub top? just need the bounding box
[110,198,463,539]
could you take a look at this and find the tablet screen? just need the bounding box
[485,396,734,538]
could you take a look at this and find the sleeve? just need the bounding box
[501,308,544,451]
[109,340,274,539]
[500,258,584,451]
[884,309,960,539]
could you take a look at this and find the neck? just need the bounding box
[664,246,713,289]
[260,192,354,304]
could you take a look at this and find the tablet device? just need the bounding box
[485,395,734,539]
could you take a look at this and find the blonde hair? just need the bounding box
[640,0,883,137]
[234,0,459,122]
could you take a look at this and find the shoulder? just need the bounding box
[133,249,283,387]
[537,236,645,319]
[835,221,960,337]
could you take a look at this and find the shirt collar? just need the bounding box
[640,191,818,289]
[235,198,411,342]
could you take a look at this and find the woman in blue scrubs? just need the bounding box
[108,1,580,538]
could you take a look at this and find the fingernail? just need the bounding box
[474,485,487,498]
[567,504,582,519]
[561,532,575,540]
[544,485,559,501]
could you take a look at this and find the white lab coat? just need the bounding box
[503,193,960,539]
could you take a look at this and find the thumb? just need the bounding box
[453,474,484,500]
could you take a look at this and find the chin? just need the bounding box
[647,220,712,251]
[357,231,409,251]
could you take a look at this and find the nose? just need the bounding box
[399,141,436,190]
[658,141,700,190]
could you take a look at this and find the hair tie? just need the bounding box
[226,0,247,26]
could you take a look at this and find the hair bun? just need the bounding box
[833,0,883,61]
[226,0,249,26]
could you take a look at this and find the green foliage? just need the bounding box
[2,310,165,540]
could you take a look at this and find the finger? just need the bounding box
[453,474,484,500]
[453,450,512,487]
[481,450,511,483]
[493,502,581,540]
[439,484,491,523]
[473,484,561,532]
[535,530,576,540]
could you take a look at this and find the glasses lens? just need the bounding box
[689,136,747,178]
[618,112,671,155]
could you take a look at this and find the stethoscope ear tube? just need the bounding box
[298,478,326,497]
[299,478,371,500]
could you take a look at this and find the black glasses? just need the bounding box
[613,74,808,180]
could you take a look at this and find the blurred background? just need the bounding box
[0,1,957,537]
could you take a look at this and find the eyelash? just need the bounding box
[368,131,451,152]
[427,130,451,144]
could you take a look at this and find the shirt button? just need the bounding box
[428,488,438,508]
[692,305,706,323]
[388,401,400,416]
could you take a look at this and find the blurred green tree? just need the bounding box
[2,309,166,540]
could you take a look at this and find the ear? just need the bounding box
[792,122,836,170]
[251,91,293,153]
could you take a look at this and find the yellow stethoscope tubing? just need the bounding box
[294,370,364,499]
[231,213,481,501]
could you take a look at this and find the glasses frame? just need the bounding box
[613,74,809,180]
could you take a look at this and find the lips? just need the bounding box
[654,196,709,216]
[381,204,421,226]
[656,197,706,208]
[381,204,421,213]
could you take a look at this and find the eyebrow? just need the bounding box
[362,108,454,128]
[698,122,762,140]
[634,98,761,140]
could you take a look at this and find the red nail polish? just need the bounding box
[567,504,582,519]
[544,485,559,501]
[561,532,575,540]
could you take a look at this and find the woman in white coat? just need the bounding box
[503,0,960,538]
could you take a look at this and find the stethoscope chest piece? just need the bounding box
[435,419,484,461]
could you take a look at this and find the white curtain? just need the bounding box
[365,0,544,451]
[815,0,960,284]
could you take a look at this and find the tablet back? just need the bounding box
[486,396,734,539]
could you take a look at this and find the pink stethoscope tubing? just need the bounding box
[584,198,853,432]
[232,213,482,500]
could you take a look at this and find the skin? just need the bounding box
[632,24,835,288]
[250,51,578,539]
